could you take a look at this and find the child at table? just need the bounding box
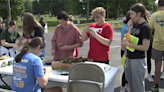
[11,37,62,92]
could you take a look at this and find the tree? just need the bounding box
[0,0,25,20]
[39,0,52,14]
[30,0,158,21]
[72,0,87,17]
[32,1,41,15]
[24,0,32,12]
[51,0,65,16]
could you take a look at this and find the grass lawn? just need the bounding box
[17,14,124,32]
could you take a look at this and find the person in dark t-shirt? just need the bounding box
[123,3,151,92]
[22,12,46,60]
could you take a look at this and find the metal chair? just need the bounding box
[67,62,105,92]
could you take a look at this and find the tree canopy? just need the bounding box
[0,0,158,21]
[0,0,24,20]
[71,0,157,19]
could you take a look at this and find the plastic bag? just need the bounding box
[44,24,48,33]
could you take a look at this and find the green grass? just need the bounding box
[17,14,124,32]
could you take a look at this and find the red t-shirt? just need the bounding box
[87,23,113,61]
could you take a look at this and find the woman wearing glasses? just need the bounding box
[0,20,20,57]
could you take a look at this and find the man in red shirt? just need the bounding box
[81,7,113,64]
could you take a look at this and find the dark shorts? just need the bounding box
[151,48,164,62]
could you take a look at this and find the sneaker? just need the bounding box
[160,72,164,80]
[125,84,130,92]
[147,74,154,82]
[151,86,159,92]
[120,86,125,92]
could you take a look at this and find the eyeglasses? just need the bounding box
[93,15,102,19]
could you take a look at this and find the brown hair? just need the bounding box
[7,20,17,28]
[91,7,105,16]
[23,12,43,35]
[130,3,147,21]
[158,0,164,7]
[15,37,45,63]
[57,11,69,21]
[123,11,131,24]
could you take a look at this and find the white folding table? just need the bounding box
[0,63,119,92]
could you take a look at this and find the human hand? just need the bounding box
[51,50,55,56]
[17,39,23,46]
[121,43,126,51]
[45,67,52,73]
[127,19,133,29]
[123,38,131,46]
[13,44,19,49]
[88,27,97,37]
[21,38,28,44]
[83,26,90,33]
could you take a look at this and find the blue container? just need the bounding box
[45,62,52,65]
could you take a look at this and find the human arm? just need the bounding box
[149,14,155,32]
[123,25,150,51]
[33,58,52,89]
[121,38,126,51]
[123,38,150,51]
[121,25,129,51]
[1,40,19,48]
[0,30,19,48]
[37,67,52,89]
[152,30,154,38]
[21,38,32,44]
[127,19,134,33]
[81,26,89,42]
[88,26,113,46]
[51,50,55,56]
[60,27,83,50]
[51,29,57,56]
[22,27,44,44]
[60,43,81,50]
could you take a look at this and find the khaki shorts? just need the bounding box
[151,48,164,62]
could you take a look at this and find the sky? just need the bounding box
[155,0,158,3]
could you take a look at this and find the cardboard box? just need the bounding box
[51,62,75,70]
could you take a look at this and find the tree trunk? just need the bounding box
[114,2,118,19]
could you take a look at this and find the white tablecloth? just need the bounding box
[0,64,119,92]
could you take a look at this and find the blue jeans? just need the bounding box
[39,40,46,60]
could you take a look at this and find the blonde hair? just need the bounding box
[146,10,150,21]
[69,15,74,22]
[91,7,105,16]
